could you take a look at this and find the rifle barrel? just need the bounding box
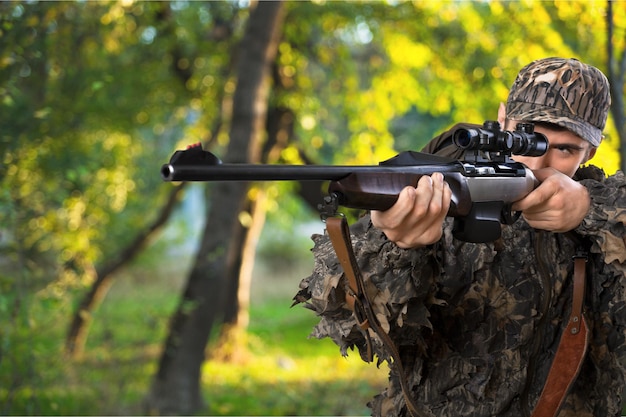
[160,163,463,182]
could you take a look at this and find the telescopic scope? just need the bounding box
[452,121,548,157]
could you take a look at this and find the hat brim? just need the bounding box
[507,101,602,147]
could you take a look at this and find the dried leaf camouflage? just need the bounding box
[294,166,626,417]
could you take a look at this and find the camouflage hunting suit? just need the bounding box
[294,127,626,417]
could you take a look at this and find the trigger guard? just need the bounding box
[501,207,521,225]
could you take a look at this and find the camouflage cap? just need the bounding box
[506,57,611,147]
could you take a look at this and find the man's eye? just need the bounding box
[553,146,574,154]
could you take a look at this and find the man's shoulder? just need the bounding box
[574,164,607,181]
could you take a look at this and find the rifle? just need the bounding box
[161,121,548,243]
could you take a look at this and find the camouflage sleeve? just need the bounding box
[294,214,440,363]
[576,169,626,265]
[567,168,626,416]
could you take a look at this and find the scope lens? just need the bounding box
[452,129,475,149]
[503,133,515,152]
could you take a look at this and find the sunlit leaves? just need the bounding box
[592,125,621,175]
[386,33,432,71]
[2,126,142,284]
[269,0,623,179]
[0,1,240,292]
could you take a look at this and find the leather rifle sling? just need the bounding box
[531,253,589,417]
[325,217,432,417]
[325,217,374,359]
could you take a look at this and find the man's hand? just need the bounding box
[370,172,451,249]
[511,168,590,232]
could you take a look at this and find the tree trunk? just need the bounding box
[606,1,626,173]
[144,2,286,414]
[213,107,296,361]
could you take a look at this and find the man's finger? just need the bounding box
[371,186,416,230]
[512,180,557,212]
[427,173,446,215]
[531,167,558,182]
[411,175,435,217]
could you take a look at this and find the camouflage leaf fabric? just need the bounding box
[294,166,626,417]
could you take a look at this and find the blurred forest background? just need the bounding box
[1,0,625,415]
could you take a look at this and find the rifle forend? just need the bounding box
[160,121,547,243]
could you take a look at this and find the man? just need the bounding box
[295,58,626,416]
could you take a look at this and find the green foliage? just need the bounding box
[0,263,179,415]
[256,220,317,269]
[0,1,246,298]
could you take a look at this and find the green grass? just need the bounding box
[203,300,387,416]
[204,260,388,416]
[0,257,388,416]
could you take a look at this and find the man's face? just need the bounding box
[505,120,597,178]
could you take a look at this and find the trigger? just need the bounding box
[501,205,521,225]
